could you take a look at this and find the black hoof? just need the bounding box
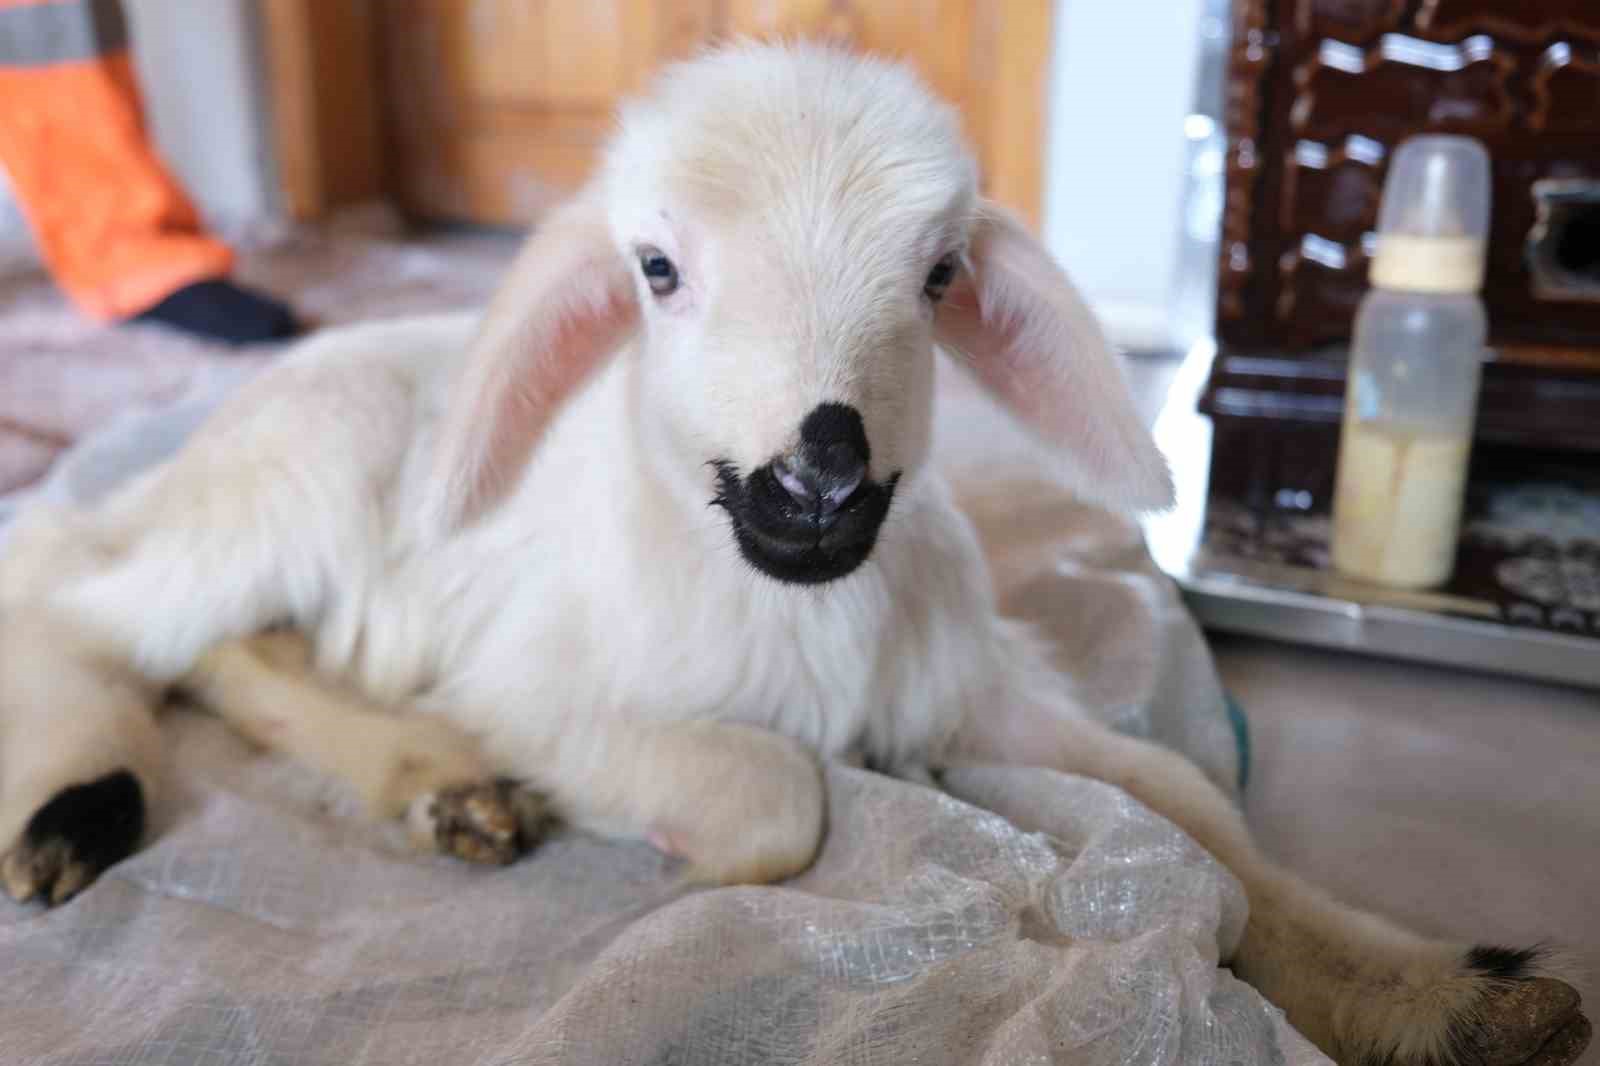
[1444,946,1589,1066]
[1,770,145,905]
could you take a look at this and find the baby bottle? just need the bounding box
[1330,135,1492,589]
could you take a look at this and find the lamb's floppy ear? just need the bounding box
[936,201,1174,513]
[427,189,638,532]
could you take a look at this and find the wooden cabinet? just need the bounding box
[1196,0,1600,561]
[1215,0,1600,353]
[374,1,1051,228]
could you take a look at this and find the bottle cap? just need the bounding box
[1369,135,1491,294]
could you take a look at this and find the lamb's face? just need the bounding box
[432,44,1168,554]
[604,45,978,585]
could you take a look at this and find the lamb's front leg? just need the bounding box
[527,717,827,886]
[187,635,823,882]
[948,689,1590,1066]
[184,632,555,865]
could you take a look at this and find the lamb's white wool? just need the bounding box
[0,41,1584,1066]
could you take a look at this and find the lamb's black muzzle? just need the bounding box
[712,403,898,585]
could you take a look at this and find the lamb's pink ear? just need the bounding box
[936,201,1174,513]
[427,190,638,532]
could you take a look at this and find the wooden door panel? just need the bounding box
[379,1,1048,229]
[722,1,981,166]
[460,1,717,104]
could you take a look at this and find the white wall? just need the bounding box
[124,0,280,228]
[0,0,279,247]
[1043,0,1213,352]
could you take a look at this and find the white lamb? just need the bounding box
[0,41,1586,1066]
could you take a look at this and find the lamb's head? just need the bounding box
[595,44,973,584]
[429,41,1173,585]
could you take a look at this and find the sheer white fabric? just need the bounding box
[0,343,1325,1066]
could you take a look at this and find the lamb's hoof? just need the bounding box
[1467,975,1589,1066]
[1,771,145,905]
[408,778,553,866]
[1520,1014,1590,1066]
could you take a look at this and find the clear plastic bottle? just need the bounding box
[1330,136,1491,589]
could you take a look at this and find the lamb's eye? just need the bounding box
[924,253,957,301]
[638,246,679,296]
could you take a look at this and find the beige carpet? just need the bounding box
[0,207,517,496]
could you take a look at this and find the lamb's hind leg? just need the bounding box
[951,699,1590,1066]
[0,611,163,904]
[1,349,430,902]
[182,631,555,864]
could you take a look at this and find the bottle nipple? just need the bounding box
[1369,135,1491,294]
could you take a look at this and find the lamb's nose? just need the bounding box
[777,402,870,517]
[774,452,865,517]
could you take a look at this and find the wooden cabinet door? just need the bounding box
[379,1,1050,229]
[720,1,1050,230]
[1215,0,1600,352]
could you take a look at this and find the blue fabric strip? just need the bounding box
[0,0,128,68]
[1225,693,1251,793]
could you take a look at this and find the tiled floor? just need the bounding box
[1216,609,1599,1063]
